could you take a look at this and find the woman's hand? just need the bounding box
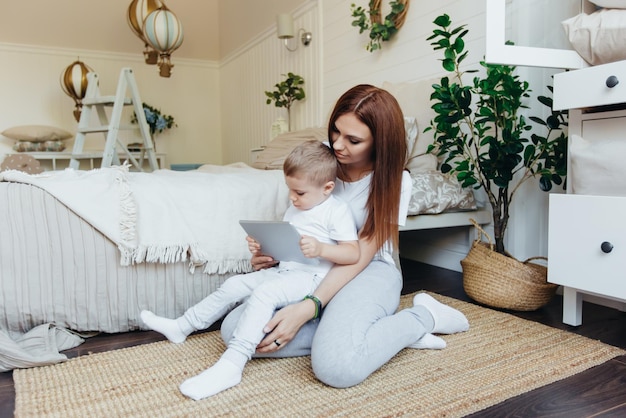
[256,299,316,353]
[246,236,276,271]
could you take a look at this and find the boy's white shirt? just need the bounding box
[280,194,358,276]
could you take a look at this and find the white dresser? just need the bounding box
[550,60,626,325]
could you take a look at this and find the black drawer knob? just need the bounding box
[606,76,619,88]
[601,241,614,253]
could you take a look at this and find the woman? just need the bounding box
[222,84,469,388]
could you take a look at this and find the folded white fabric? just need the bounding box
[0,324,84,372]
[1,164,289,274]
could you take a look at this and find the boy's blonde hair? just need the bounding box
[283,140,337,186]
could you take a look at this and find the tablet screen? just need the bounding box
[239,220,318,265]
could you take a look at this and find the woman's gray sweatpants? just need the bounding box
[220,260,434,388]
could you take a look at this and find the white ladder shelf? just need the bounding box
[69,67,158,171]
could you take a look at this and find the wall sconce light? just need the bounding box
[276,14,312,52]
[60,59,94,122]
[127,0,164,65]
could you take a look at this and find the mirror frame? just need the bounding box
[485,0,588,69]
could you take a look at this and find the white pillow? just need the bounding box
[404,116,418,160]
[570,134,626,196]
[1,125,73,142]
[562,9,626,65]
[407,170,476,215]
[251,128,327,170]
[383,78,440,172]
[402,115,437,172]
[589,0,626,8]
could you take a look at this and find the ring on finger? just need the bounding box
[274,340,281,347]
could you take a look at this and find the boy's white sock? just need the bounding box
[179,357,243,400]
[412,293,469,334]
[140,310,188,344]
[408,333,447,349]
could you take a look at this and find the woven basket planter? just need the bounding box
[461,219,558,311]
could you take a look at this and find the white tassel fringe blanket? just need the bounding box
[0,165,289,274]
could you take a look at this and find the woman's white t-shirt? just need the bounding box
[332,170,412,267]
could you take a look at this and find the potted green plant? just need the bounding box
[265,73,306,131]
[426,14,567,255]
[426,14,567,310]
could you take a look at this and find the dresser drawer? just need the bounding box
[554,61,626,111]
[548,194,626,299]
[582,112,626,140]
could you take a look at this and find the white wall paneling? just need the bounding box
[220,2,322,164]
[321,0,487,115]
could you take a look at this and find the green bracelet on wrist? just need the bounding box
[304,294,323,319]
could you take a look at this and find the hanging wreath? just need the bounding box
[351,0,410,52]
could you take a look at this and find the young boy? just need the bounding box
[140,140,360,400]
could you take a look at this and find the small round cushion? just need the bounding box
[0,154,43,174]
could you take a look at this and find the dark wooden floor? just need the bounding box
[2,258,626,417]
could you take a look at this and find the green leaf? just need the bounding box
[523,144,536,165]
[537,95,552,107]
[453,37,465,54]
[539,176,552,191]
[546,115,560,129]
[442,59,455,72]
[433,14,451,27]
[529,116,546,126]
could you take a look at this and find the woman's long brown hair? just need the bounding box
[328,84,407,250]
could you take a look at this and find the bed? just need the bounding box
[0,152,486,334]
[0,78,490,370]
[0,163,487,371]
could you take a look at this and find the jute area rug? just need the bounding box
[13,292,625,418]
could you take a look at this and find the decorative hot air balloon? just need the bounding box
[143,6,184,77]
[127,0,164,65]
[60,59,94,122]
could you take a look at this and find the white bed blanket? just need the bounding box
[0,164,289,274]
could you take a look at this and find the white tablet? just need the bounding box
[239,220,318,265]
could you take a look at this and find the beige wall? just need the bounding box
[218,0,307,58]
[0,0,308,166]
[0,45,221,167]
[0,0,220,61]
[220,3,321,164]
[0,0,309,61]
